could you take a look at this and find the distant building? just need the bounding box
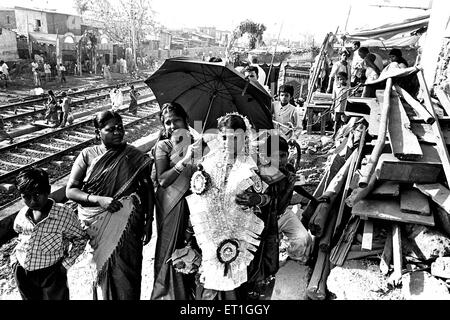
[199,26,216,38]
[0,8,16,30]
[215,30,231,47]
[0,6,82,36]
[159,29,172,50]
[0,27,19,60]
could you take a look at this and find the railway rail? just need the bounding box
[0,95,160,209]
[1,80,148,129]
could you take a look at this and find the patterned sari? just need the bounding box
[151,138,195,300]
[76,143,153,300]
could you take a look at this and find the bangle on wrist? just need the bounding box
[86,194,91,203]
[174,161,186,173]
[257,194,263,206]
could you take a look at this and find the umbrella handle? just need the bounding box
[201,93,218,133]
[242,80,250,96]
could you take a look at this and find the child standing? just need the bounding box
[11,168,87,300]
[128,85,139,115]
[59,92,72,127]
[331,71,349,138]
[272,85,301,139]
[266,136,318,262]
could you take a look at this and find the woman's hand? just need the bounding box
[97,196,123,213]
[182,139,202,164]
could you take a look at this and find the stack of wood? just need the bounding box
[311,92,333,106]
[303,68,450,300]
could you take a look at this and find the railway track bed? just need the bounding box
[0,96,161,209]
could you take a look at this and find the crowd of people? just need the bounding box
[9,93,321,299]
[312,41,416,137]
[6,43,414,300]
[29,59,69,87]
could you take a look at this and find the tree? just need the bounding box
[74,0,157,69]
[77,29,98,75]
[227,20,266,51]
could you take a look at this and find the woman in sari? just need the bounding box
[185,113,280,300]
[151,102,200,300]
[66,110,154,300]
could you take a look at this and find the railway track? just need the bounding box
[0,95,161,209]
[1,80,147,129]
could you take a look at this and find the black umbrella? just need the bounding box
[145,57,273,132]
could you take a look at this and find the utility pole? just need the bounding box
[27,15,33,59]
[130,8,137,72]
[344,3,352,33]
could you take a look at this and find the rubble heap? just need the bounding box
[303,67,450,300]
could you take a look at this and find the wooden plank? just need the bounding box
[372,181,400,197]
[411,122,437,144]
[376,146,442,184]
[335,124,367,233]
[329,215,361,266]
[391,223,403,285]
[380,229,393,275]
[352,198,435,226]
[359,80,393,188]
[394,84,435,124]
[361,220,374,251]
[368,97,381,136]
[435,88,450,117]
[306,250,330,300]
[413,122,450,145]
[309,149,357,237]
[345,166,378,207]
[347,248,383,260]
[400,189,431,215]
[436,207,450,237]
[385,90,423,160]
[413,183,450,213]
[418,70,450,188]
[306,106,314,134]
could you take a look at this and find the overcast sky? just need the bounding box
[12,0,433,41]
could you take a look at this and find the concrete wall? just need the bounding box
[0,28,19,60]
[0,10,16,30]
[14,8,48,35]
[159,31,172,50]
[46,12,82,36]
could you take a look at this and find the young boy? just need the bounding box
[272,85,302,139]
[331,71,349,138]
[59,92,72,127]
[11,168,87,300]
[264,136,320,262]
[59,63,66,84]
